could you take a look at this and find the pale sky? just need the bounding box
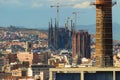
[0,0,119,29]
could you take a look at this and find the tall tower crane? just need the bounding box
[50,3,74,28]
[50,2,60,27]
[72,12,77,32]
[72,12,84,32]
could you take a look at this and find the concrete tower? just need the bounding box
[95,0,113,67]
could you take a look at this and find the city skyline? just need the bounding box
[0,0,119,29]
[0,0,120,79]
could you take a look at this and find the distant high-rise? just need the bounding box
[95,0,113,67]
[72,30,91,64]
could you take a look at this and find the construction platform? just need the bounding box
[49,67,120,80]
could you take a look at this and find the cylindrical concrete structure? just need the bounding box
[95,0,113,67]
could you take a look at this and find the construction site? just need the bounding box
[49,0,119,80]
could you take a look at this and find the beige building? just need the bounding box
[17,52,33,64]
[17,51,50,65]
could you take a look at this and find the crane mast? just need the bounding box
[50,2,60,28]
[50,3,74,28]
[72,12,77,32]
[72,12,84,32]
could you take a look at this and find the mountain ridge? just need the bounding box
[76,23,120,40]
[0,23,120,40]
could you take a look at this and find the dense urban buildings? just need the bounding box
[0,28,50,79]
[1,0,120,80]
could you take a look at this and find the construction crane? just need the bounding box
[50,2,74,28]
[50,2,60,27]
[72,12,77,32]
[72,11,84,32]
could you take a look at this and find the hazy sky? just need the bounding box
[0,0,119,29]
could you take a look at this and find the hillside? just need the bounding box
[0,26,48,39]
